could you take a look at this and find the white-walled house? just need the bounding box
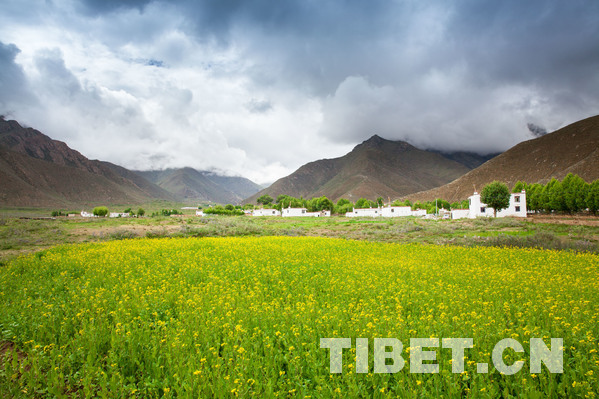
[252,209,281,217]
[452,190,527,219]
[196,210,204,217]
[80,211,96,218]
[282,207,331,217]
[450,209,470,219]
[381,206,412,217]
[109,212,130,218]
[346,207,382,217]
[346,206,426,218]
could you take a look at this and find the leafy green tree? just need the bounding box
[562,173,588,213]
[541,178,566,212]
[481,181,510,217]
[123,207,132,214]
[355,198,376,209]
[256,194,273,206]
[434,198,450,210]
[93,206,109,217]
[335,198,353,215]
[526,183,543,212]
[277,195,305,209]
[412,201,425,210]
[586,180,599,214]
[225,204,235,211]
[243,204,255,210]
[376,197,384,207]
[137,208,145,217]
[512,181,526,193]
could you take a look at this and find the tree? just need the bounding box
[123,207,132,214]
[355,198,376,209]
[562,173,588,213]
[93,206,109,217]
[527,183,543,212]
[586,180,599,214]
[541,178,565,212]
[512,181,526,193]
[308,196,334,212]
[481,181,510,217]
[376,197,384,207]
[412,201,425,210]
[335,198,353,215]
[256,194,273,206]
[137,208,145,217]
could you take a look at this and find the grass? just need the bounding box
[0,215,598,264]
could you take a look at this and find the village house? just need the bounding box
[196,210,204,216]
[80,211,96,218]
[282,207,331,217]
[252,209,281,217]
[451,190,527,219]
[109,212,130,218]
[346,206,426,218]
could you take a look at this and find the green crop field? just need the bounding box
[1,236,597,397]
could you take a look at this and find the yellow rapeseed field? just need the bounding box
[0,237,597,397]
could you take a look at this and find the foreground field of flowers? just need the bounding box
[1,236,598,397]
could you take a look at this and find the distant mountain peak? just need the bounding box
[245,132,490,203]
[356,134,413,152]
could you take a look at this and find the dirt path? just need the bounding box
[528,214,599,226]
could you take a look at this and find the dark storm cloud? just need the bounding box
[0,41,36,114]
[78,0,153,15]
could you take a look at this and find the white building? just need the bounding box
[252,209,281,217]
[282,207,331,217]
[450,209,470,219]
[109,212,130,218]
[346,207,382,217]
[80,211,96,218]
[381,206,412,217]
[346,206,426,218]
[196,210,204,217]
[452,191,527,219]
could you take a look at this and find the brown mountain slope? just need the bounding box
[245,135,492,203]
[136,168,261,204]
[0,118,176,207]
[405,114,599,203]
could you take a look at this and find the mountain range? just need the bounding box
[0,117,260,207]
[405,114,599,203]
[135,168,261,204]
[2,114,597,208]
[245,135,495,203]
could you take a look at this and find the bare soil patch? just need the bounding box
[528,214,599,226]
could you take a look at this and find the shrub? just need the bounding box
[93,206,109,217]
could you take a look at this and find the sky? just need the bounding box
[1,0,598,185]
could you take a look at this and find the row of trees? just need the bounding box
[512,173,599,213]
[255,194,470,216]
[203,205,245,216]
[90,207,145,217]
